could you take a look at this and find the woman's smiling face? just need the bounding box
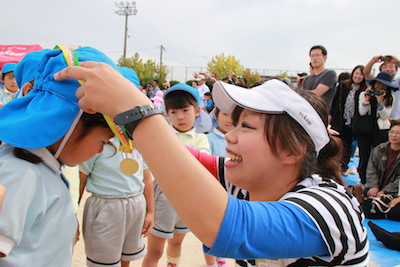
[224,110,283,193]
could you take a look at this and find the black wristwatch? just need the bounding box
[114,104,161,139]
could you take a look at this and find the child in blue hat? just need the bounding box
[0,63,18,107]
[78,66,155,267]
[142,83,212,267]
[0,46,138,266]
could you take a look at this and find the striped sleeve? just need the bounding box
[283,184,369,266]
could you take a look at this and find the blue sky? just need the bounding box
[2,0,400,81]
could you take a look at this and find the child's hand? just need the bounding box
[142,212,154,237]
[74,216,80,244]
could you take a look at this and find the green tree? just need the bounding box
[207,53,244,79]
[242,69,263,87]
[118,53,169,85]
[275,72,290,80]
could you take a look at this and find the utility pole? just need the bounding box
[115,1,138,59]
[159,45,165,79]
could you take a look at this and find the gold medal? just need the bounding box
[120,158,139,175]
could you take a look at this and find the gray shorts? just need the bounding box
[83,193,147,267]
[151,181,190,239]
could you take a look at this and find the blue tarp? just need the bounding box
[345,158,400,266]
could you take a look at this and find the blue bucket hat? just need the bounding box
[14,49,51,89]
[1,63,17,74]
[164,82,201,105]
[117,66,140,88]
[163,83,212,133]
[0,46,119,149]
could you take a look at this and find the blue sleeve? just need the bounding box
[204,195,329,259]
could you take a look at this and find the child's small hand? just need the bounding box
[74,216,80,244]
[141,213,154,237]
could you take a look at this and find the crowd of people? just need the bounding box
[0,44,399,266]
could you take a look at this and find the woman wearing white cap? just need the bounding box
[55,62,369,266]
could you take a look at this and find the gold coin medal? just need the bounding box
[103,116,138,175]
[119,146,139,175]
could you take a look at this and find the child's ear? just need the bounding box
[22,82,34,96]
[195,105,201,116]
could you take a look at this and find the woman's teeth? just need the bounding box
[226,152,242,161]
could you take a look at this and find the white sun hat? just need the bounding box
[212,79,329,154]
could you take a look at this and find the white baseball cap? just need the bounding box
[212,80,329,154]
[195,74,206,81]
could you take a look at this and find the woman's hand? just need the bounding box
[54,61,151,117]
[367,187,380,197]
[364,88,373,102]
[375,92,386,105]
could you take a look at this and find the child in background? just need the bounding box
[203,92,214,113]
[204,107,233,266]
[0,63,19,107]
[206,108,253,267]
[142,83,211,267]
[79,137,154,267]
[207,108,234,157]
[0,46,131,266]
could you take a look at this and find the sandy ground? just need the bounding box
[72,191,235,267]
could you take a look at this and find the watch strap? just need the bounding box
[114,104,161,139]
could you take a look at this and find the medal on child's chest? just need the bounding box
[120,158,139,175]
[119,146,139,175]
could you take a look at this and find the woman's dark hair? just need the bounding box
[14,112,110,163]
[164,91,198,112]
[231,90,343,185]
[369,81,394,107]
[345,65,367,91]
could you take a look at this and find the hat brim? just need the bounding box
[366,78,399,90]
[0,89,80,149]
[164,83,201,105]
[212,81,284,115]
